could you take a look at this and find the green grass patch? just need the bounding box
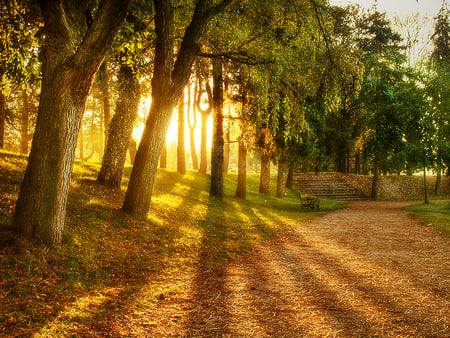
[405,201,450,234]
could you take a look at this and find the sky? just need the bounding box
[330,0,448,62]
[329,0,446,17]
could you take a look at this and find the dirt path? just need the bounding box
[120,201,450,337]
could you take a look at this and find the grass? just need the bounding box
[405,201,450,235]
[0,151,343,336]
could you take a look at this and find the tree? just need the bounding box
[13,0,131,244]
[122,0,232,219]
[187,78,199,170]
[97,62,140,188]
[428,3,450,193]
[197,77,213,174]
[0,0,40,149]
[210,58,224,197]
[355,10,408,199]
[177,93,187,175]
[97,2,153,188]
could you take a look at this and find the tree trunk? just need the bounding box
[99,60,112,151]
[20,88,29,154]
[97,62,140,188]
[222,115,230,173]
[286,166,294,189]
[187,79,198,170]
[122,0,231,219]
[198,81,212,174]
[259,150,271,195]
[276,160,284,198]
[371,153,380,200]
[160,138,167,169]
[435,169,441,196]
[235,139,247,199]
[210,58,224,197]
[423,155,429,204]
[177,93,186,174]
[0,92,5,149]
[129,138,137,165]
[12,0,130,245]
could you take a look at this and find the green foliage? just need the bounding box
[0,0,41,92]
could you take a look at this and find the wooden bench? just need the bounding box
[298,193,320,210]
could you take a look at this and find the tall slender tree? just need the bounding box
[210,58,224,197]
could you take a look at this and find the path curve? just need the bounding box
[129,201,450,337]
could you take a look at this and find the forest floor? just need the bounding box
[1,152,449,337]
[118,201,450,337]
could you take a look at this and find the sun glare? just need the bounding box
[133,94,213,154]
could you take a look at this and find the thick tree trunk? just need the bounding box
[210,58,224,197]
[97,62,140,188]
[286,166,294,189]
[12,0,130,245]
[235,139,247,199]
[371,153,380,200]
[177,93,186,175]
[20,88,29,154]
[276,160,284,198]
[259,149,271,195]
[0,92,5,149]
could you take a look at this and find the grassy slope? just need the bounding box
[405,201,450,235]
[0,151,342,335]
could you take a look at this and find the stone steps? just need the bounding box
[293,173,370,201]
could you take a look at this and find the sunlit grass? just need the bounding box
[0,151,342,335]
[405,201,450,234]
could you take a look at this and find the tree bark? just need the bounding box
[210,58,224,197]
[177,93,186,174]
[0,92,5,149]
[122,0,231,219]
[235,139,247,199]
[12,0,130,245]
[276,160,284,198]
[97,62,140,188]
